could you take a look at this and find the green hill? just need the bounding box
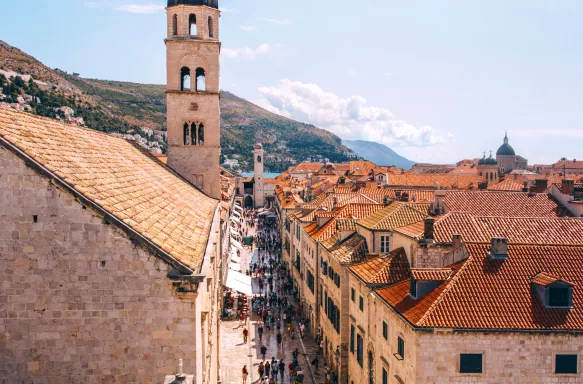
[343,140,415,169]
[0,40,352,172]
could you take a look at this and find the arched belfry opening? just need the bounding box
[172,14,178,35]
[180,67,191,91]
[189,14,197,36]
[195,68,206,92]
[198,123,204,145]
[208,16,214,38]
[257,155,262,163]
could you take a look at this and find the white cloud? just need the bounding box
[116,4,164,13]
[220,7,235,12]
[260,18,294,25]
[255,79,448,148]
[240,26,257,32]
[222,44,270,60]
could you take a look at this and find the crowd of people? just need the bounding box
[234,206,322,384]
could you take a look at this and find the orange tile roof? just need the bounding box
[387,173,482,189]
[531,272,573,288]
[0,109,217,273]
[324,234,369,264]
[357,202,430,231]
[410,268,453,281]
[350,160,377,176]
[488,178,525,191]
[349,248,410,285]
[443,190,572,217]
[336,218,357,232]
[394,213,583,245]
[376,243,583,330]
[291,162,324,173]
[305,203,384,241]
[554,181,583,194]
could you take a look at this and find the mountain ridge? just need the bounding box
[343,139,415,169]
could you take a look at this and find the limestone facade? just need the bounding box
[0,146,221,383]
[253,144,265,208]
[165,5,221,199]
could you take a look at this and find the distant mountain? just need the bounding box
[0,40,353,172]
[343,140,415,169]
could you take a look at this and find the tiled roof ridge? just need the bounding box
[417,257,473,327]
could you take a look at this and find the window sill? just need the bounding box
[393,353,404,361]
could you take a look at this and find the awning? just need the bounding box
[229,262,241,272]
[232,216,241,224]
[232,240,243,250]
[232,210,241,218]
[234,203,243,211]
[225,269,253,296]
[231,253,241,263]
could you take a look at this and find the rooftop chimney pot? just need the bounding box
[489,237,508,260]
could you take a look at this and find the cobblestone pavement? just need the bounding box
[220,212,327,384]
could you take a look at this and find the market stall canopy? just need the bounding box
[229,262,241,272]
[225,270,253,296]
[232,240,243,250]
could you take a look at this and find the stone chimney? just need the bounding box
[489,237,508,260]
[424,217,435,243]
[432,190,447,215]
[452,234,462,248]
[530,179,548,194]
[562,179,575,196]
[383,195,391,206]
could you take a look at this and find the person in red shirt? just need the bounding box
[241,365,248,384]
[242,327,249,343]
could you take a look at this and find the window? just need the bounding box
[380,235,390,253]
[183,123,189,145]
[208,16,214,38]
[382,368,388,384]
[397,337,404,359]
[190,123,197,145]
[556,354,578,374]
[197,123,204,145]
[368,351,375,384]
[410,278,417,298]
[195,68,206,92]
[189,14,197,35]
[350,325,355,354]
[172,14,178,35]
[351,288,355,302]
[307,270,315,293]
[382,321,388,340]
[357,334,364,367]
[359,296,364,311]
[257,155,262,163]
[320,285,323,307]
[180,67,191,91]
[549,286,571,307]
[460,354,483,374]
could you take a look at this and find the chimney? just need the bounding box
[478,181,488,190]
[432,190,446,215]
[163,359,194,384]
[489,237,508,260]
[333,196,338,206]
[562,179,575,196]
[424,217,435,242]
[452,234,462,248]
[530,179,548,193]
[383,195,391,206]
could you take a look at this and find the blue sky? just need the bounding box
[1,0,582,164]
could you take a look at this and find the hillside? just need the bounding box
[0,40,352,172]
[343,140,415,169]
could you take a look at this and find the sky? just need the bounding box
[1,0,582,164]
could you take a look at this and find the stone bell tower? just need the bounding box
[253,143,265,208]
[165,0,221,199]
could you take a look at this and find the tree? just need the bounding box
[13,76,25,88]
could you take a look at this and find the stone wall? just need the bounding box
[0,147,199,383]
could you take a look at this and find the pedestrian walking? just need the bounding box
[260,344,267,359]
[279,360,285,381]
[243,327,248,343]
[276,331,282,348]
[258,361,265,378]
[242,365,248,384]
[311,356,319,371]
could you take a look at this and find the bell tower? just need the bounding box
[165,0,221,199]
[254,143,265,208]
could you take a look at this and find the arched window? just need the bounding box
[368,351,375,384]
[191,123,197,145]
[180,67,191,91]
[257,155,262,163]
[208,16,214,38]
[172,14,178,36]
[198,123,204,145]
[183,123,189,145]
[189,14,197,36]
[195,67,206,92]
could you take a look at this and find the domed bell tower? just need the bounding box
[165,0,221,199]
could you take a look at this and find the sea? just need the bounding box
[241,173,281,178]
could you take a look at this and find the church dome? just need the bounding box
[496,133,516,156]
[485,156,498,165]
[167,0,219,9]
[478,156,486,165]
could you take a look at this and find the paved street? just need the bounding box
[220,210,327,384]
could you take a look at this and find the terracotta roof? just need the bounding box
[394,213,583,245]
[291,162,324,173]
[350,160,377,176]
[531,272,573,288]
[149,153,168,164]
[349,248,410,285]
[387,173,482,190]
[376,243,583,330]
[410,268,453,281]
[357,202,430,231]
[0,109,217,273]
[325,234,369,264]
[305,203,384,241]
[488,178,525,192]
[443,190,572,217]
[336,218,357,232]
[554,181,583,194]
[264,178,278,184]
